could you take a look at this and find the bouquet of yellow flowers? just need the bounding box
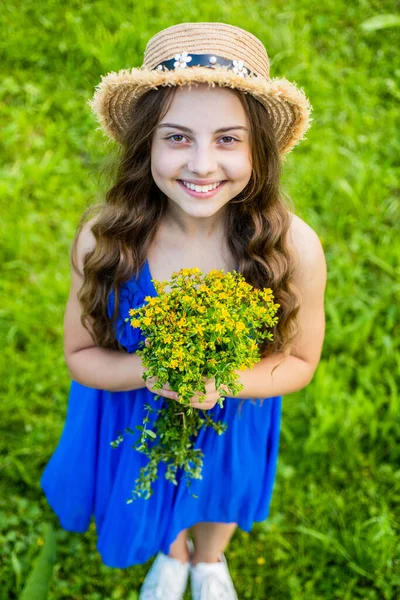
[111,267,280,502]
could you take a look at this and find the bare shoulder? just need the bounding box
[64,214,100,357]
[72,214,99,276]
[284,212,327,370]
[287,212,327,293]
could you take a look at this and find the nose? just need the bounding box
[186,141,218,176]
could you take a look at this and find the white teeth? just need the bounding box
[181,181,222,192]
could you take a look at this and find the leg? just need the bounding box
[168,527,190,563]
[191,522,238,566]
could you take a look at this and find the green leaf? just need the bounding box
[11,551,22,591]
[145,430,157,439]
[360,14,400,32]
[20,523,57,600]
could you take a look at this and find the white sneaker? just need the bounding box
[139,539,194,600]
[190,552,239,600]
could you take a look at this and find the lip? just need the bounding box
[180,179,224,185]
[177,180,227,199]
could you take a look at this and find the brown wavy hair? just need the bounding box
[72,84,301,383]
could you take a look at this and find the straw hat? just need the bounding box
[88,22,313,157]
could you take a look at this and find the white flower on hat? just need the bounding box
[232,59,249,77]
[174,52,193,68]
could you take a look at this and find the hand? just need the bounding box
[144,339,229,410]
[187,377,229,410]
[144,374,228,410]
[144,339,181,402]
[144,375,181,402]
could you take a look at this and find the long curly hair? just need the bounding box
[72,84,300,381]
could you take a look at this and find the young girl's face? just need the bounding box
[151,84,252,226]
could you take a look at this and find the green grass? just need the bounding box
[1,1,399,598]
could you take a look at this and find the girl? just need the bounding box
[40,22,326,600]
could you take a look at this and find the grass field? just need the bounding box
[1,1,399,599]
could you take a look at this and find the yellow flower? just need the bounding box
[130,318,141,328]
[215,323,224,334]
[235,322,246,333]
[256,557,266,566]
[164,334,173,344]
[238,281,251,292]
[261,288,273,300]
[128,308,136,316]
[174,347,185,360]
[220,308,230,320]
[169,359,179,369]
[145,296,158,306]
[143,317,152,327]
[193,323,205,336]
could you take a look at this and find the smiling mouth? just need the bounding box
[178,180,226,193]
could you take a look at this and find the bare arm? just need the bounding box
[233,217,327,399]
[63,218,146,392]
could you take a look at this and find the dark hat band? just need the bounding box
[152,52,258,79]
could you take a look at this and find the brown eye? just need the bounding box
[166,134,187,143]
[220,136,239,144]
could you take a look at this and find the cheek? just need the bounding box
[151,145,182,178]
[227,152,252,180]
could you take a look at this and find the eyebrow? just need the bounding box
[157,123,248,133]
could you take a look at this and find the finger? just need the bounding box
[146,378,158,391]
[194,380,221,397]
[191,391,221,409]
[191,401,216,410]
[148,383,178,401]
[202,377,216,391]
[146,377,163,393]
[202,379,224,394]
[160,382,179,398]
[191,402,212,410]
[193,382,214,396]
[153,382,179,400]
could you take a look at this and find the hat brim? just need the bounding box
[88,65,313,156]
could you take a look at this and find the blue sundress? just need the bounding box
[40,259,283,568]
